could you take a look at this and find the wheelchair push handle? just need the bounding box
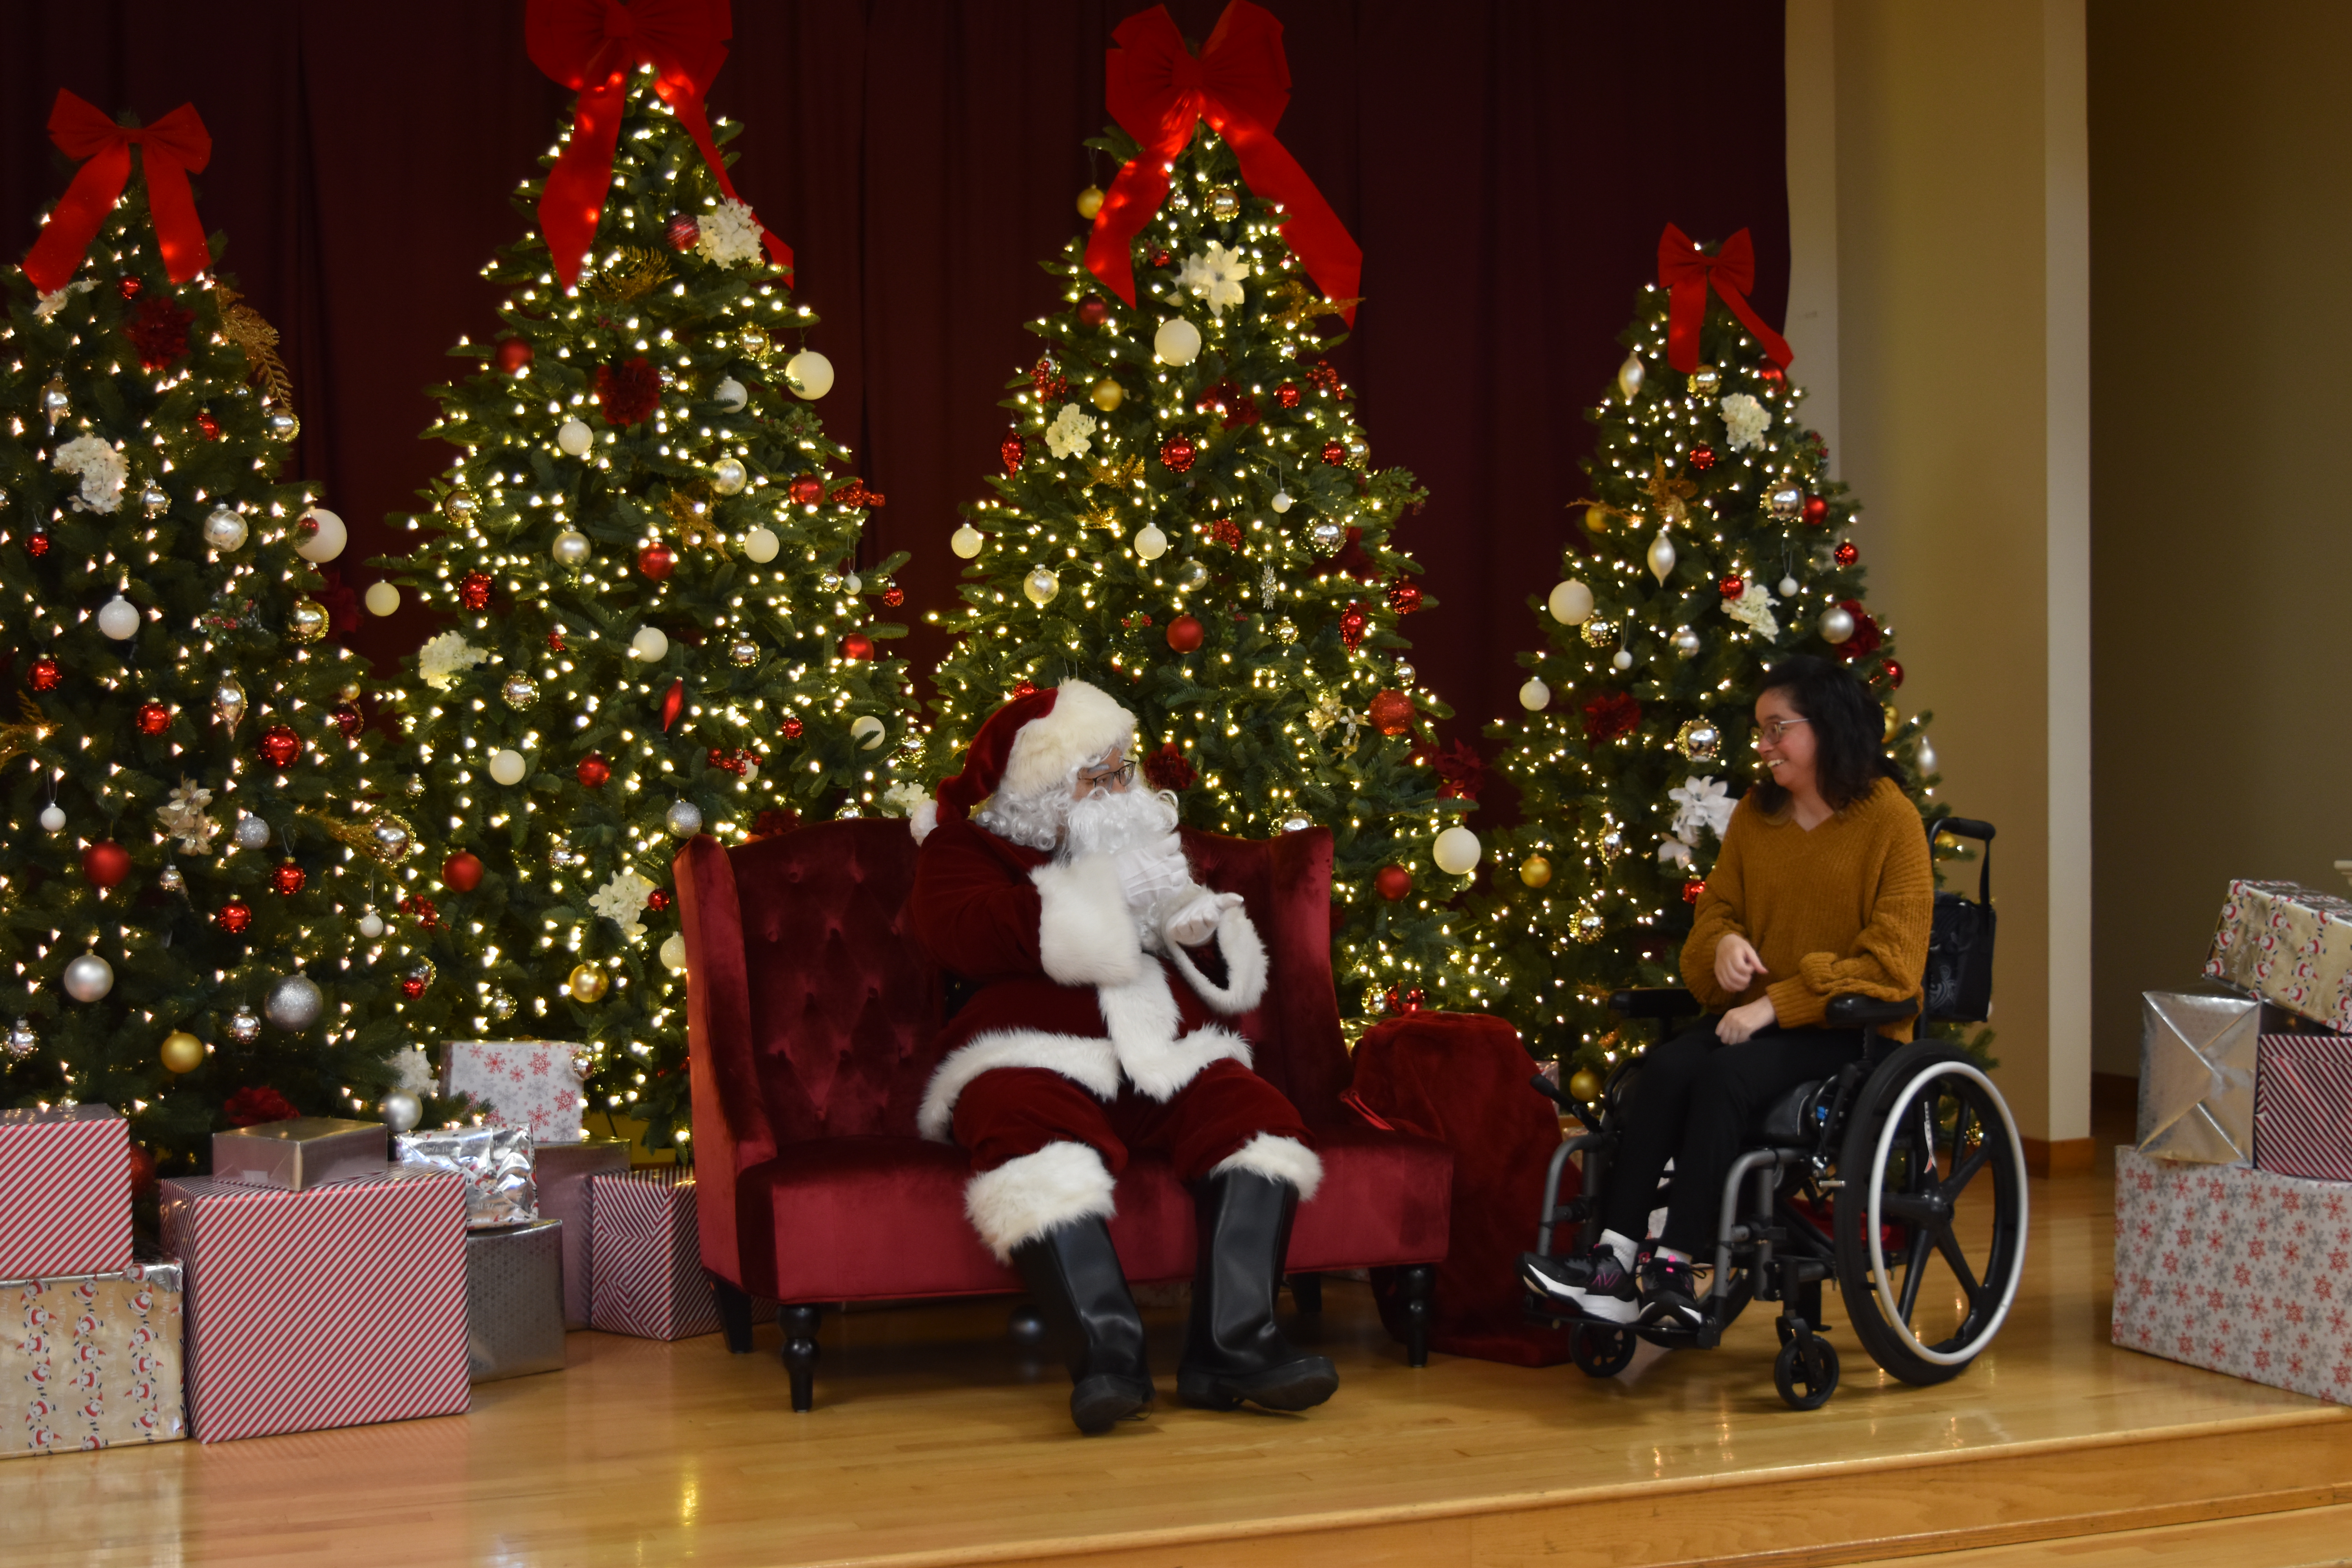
[1927,815,1994,907]
[1529,1073,1601,1135]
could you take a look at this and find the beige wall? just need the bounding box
[1796,0,2093,1142]
[2087,2,2352,1074]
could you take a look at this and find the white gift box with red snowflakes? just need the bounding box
[2112,1145,2351,1405]
[443,1041,587,1145]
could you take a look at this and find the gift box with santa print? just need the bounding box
[2111,1145,2352,1404]
[2204,880,2352,1033]
[587,1169,719,1341]
[160,1168,468,1442]
[443,1041,589,1144]
[1,1260,185,1460]
[0,1105,133,1282]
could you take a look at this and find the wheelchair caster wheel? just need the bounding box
[1773,1334,1840,1410]
[1568,1322,1637,1378]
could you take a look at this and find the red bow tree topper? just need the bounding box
[22,91,212,293]
[1655,223,1792,374]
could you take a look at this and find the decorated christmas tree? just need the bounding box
[1439,228,1938,1085]
[374,16,918,1146]
[920,3,1478,1020]
[0,94,448,1176]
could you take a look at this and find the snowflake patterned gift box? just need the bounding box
[2,1260,185,1460]
[443,1040,588,1145]
[2111,1145,2352,1405]
[2203,880,2352,1033]
[0,1104,133,1282]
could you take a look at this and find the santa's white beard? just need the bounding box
[1061,785,1180,861]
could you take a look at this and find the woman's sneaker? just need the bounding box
[1637,1255,1704,1328]
[1519,1246,1639,1324]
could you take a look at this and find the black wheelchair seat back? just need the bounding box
[1924,817,1996,1025]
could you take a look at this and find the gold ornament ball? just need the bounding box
[287,598,329,644]
[1360,984,1390,1017]
[1686,364,1724,397]
[443,488,478,524]
[160,1030,205,1074]
[1207,185,1242,221]
[1599,827,1625,861]
[1519,854,1552,889]
[1884,701,1902,742]
[1579,617,1617,649]
[1571,908,1607,944]
[1273,618,1299,645]
[1075,184,1105,220]
[1567,1067,1604,1103]
[1089,377,1124,412]
[1583,504,1610,534]
[566,963,610,1004]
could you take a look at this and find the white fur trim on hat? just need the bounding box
[965,1141,1118,1261]
[998,680,1134,803]
[1212,1133,1323,1202]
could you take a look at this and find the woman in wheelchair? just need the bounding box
[1521,655,1931,1330]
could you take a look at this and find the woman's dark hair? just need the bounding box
[1751,654,1901,814]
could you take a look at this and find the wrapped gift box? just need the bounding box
[2256,1033,2352,1183]
[2137,992,2260,1167]
[211,1117,385,1191]
[2,1260,185,1459]
[2112,1145,2352,1404]
[443,1041,587,1145]
[2204,880,2352,1033]
[466,1220,565,1383]
[0,1105,132,1281]
[587,1170,719,1341]
[160,1170,468,1443]
[534,1139,630,1329]
[395,1125,537,1228]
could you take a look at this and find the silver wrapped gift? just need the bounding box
[2137,991,2261,1166]
[395,1125,537,1228]
[466,1220,566,1383]
[212,1117,386,1190]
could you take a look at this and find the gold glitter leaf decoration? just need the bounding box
[212,283,294,415]
[586,247,671,302]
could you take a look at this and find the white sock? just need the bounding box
[1655,1245,1693,1266]
[1598,1229,1638,1270]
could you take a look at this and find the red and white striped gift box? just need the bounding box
[0,1105,132,1281]
[2257,1033,2352,1184]
[586,1170,719,1341]
[159,1170,469,1443]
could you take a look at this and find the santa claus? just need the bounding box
[907,679,1336,1434]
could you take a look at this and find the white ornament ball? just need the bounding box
[63,954,114,1003]
[39,804,66,834]
[742,525,780,563]
[1023,566,1060,606]
[951,523,984,559]
[1617,352,1645,399]
[265,974,323,1031]
[851,716,886,751]
[296,507,347,563]
[1819,605,1856,644]
[666,800,704,838]
[1153,317,1202,366]
[552,529,591,567]
[1672,625,1703,659]
[556,418,593,457]
[659,932,688,973]
[1133,524,1168,561]
[1779,575,1800,599]
[364,581,401,617]
[1612,650,1634,671]
[1518,677,1550,711]
[713,376,748,412]
[1916,734,1940,775]
[96,595,140,641]
[1432,826,1483,877]
[380,1091,423,1135]
[1270,490,1294,514]
[358,911,386,940]
[1547,579,1595,625]
[711,457,748,495]
[488,749,528,786]
[631,626,670,662]
[1646,530,1677,583]
[784,349,835,400]
[202,506,247,552]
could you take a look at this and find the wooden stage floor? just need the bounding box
[11,1141,2350,1568]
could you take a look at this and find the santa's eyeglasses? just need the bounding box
[1076,760,1136,791]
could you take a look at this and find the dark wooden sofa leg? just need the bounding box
[712,1275,755,1354]
[1287,1272,1324,1314]
[1402,1264,1433,1368]
[782,1304,822,1412]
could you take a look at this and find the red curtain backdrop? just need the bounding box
[0,0,1786,741]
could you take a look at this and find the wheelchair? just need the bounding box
[1523,816,2026,1409]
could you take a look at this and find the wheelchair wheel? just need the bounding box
[1834,1043,2029,1385]
[1773,1334,1840,1410]
[1568,1322,1637,1378]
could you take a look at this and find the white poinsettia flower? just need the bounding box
[417,630,489,690]
[1719,392,1771,451]
[1720,580,1780,641]
[34,280,94,322]
[1178,241,1250,318]
[1044,402,1096,459]
[1657,835,1694,869]
[696,199,765,268]
[51,435,126,514]
[1668,775,1735,842]
[588,867,657,945]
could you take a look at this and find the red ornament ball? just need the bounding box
[646,887,672,913]
[1338,603,1369,651]
[1717,575,1746,601]
[1802,495,1830,527]
[576,753,610,789]
[1759,364,1787,387]
[667,213,702,251]
[1881,657,1905,689]
[330,702,363,738]
[494,339,534,374]
[256,725,302,768]
[81,840,131,887]
[1075,295,1109,328]
[1148,247,1172,268]
[127,1144,156,1199]
[999,432,1025,473]
[547,629,568,653]
[29,656,61,692]
[779,715,806,740]
[1010,680,1037,699]
[25,527,50,559]
[1320,439,1347,466]
[1374,865,1414,902]
[218,901,253,935]
[1400,987,1426,1013]
[270,862,307,898]
[1682,879,1706,905]
[1834,540,1859,566]
[442,851,483,893]
[1165,614,1205,654]
[136,701,172,736]
[840,632,874,662]
[788,474,825,506]
[638,543,675,581]
[117,276,143,300]
[399,971,429,1000]
[1367,689,1416,737]
[1385,579,1423,615]
[1275,381,1301,409]
[881,585,904,608]
[1690,445,1717,471]
[195,411,220,441]
[1159,434,1196,473]
[458,571,493,610]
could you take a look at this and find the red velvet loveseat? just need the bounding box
[675,817,1452,1410]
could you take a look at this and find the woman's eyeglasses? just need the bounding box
[1755,718,1811,745]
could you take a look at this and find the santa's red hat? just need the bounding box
[918,680,1134,840]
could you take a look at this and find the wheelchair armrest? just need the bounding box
[1824,993,1920,1028]
[1609,988,1699,1021]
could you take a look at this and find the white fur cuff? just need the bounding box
[1212,1133,1323,1203]
[965,1141,1118,1261]
[1164,902,1269,1016]
[1032,855,1142,987]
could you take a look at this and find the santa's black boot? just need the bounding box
[1010,1218,1156,1434]
[1177,1170,1339,1412]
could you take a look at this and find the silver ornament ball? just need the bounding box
[711,457,749,495]
[4,1017,36,1061]
[1671,625,1703,659]
[1818,605,1856,645]
[63,954,114,1003]
[157,863,187,894]
[501,674,539,710]
[202,506,249,552]
[213,677,247,727]
[552,529,591,568]
[233,814,272,851]
[666,800,705,838]
[265,975,324,1032]
[380,1091,423,1134]
[227,1007,263,1045]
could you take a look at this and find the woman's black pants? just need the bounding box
[1600,1022,1867,1256]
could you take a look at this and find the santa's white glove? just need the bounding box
[1111,836,1190,913]
[1163,891,1242,949]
